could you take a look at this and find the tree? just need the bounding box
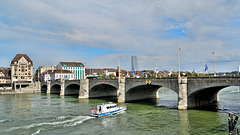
[150,70,154,75]
[109,73,115,78]
[101,74,107,79]
[185,72,192,77]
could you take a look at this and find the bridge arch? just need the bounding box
[65,84,80,96]
[41,85,47,93]
[51,84,61,95]
[125,78,179,94]
[188,85,230,108]
[89,84,118,98]
[186,77,240,109]
[124,78,178,102]
[126,84,161,102]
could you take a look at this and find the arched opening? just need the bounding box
[89,84,118,99]
[50,84,61,95]
[65,84,80,96]
[188,86,228,109]
[126,85,161,102]
[41,85,47,93]
[157,87,178,109]
[219,86,240,113]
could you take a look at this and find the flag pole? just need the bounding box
[177,46,181,78]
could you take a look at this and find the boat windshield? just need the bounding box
[106,105,117,109]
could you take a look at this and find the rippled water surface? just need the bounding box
[0,87,240,135]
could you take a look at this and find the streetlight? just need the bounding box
[154,58,157,78]
[118,56,121,82]
[212,52,216,76]
[178,46,181,78]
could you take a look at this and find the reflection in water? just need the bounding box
[78,99,90,103]
[178,110,189,135]
[10,94,34,116]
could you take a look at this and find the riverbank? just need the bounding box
[0,89,41,94]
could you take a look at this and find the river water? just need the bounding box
[0,86,240,135]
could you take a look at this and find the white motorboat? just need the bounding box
[90,102,127,117]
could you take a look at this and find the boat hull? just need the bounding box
[90,107,126,117]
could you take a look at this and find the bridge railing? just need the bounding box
[188,76,240,80]
[125,77,178,80]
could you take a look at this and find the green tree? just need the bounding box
[109,73,115,78]
[185,72,192,77]
[150,70,154,75]
[101,74,107,79]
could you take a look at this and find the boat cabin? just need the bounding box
[96,102,118,114]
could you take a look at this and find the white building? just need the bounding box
[50,70,74,80]
[42,70,52,82]
[57,62,85,79]
[10,54,33,83]
[35,66,56,82]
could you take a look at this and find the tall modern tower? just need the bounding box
[131,56,139,72]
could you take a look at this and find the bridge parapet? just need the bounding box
[65,80,81,87]
[125,78,178,93]
[188,77,240,96]
[89,79,118,90]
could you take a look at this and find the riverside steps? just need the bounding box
[40,77,240,110]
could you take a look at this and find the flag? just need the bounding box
[205,64,208,72]
[193,69,195,74]
[132,68,135,75]
[132,70,135,75]
[105,70,108,78]
[106,70,109,75]
[155,67,159,73]
[169,69,172,76]
[65,75,67,78]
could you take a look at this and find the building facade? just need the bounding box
[0,67,11,84]
[34,66,56,82]
[131,56,139,72]
[10,54,33,83]
[50,70,74,80]
[57,62,85,79]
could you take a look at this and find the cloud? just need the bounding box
[0,0,240,72]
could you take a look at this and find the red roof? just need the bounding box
[11,54,33,65]
[59,62,85,67]
[53,70,74,74]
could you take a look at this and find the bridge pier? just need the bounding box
[118,78,126,103]
[60,79,65,96]
[78,79,89,99]
[178,77,188,110]
[47,81,51,94]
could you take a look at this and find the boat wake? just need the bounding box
[0,119,10,123]
[2,115,95,135]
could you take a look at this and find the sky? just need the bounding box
[0,0,240,73]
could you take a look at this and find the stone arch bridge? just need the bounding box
[40,77,240,109]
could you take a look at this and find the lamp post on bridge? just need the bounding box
[178,46,181,78]
[212,52,216,77]
[118,56,121,82]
